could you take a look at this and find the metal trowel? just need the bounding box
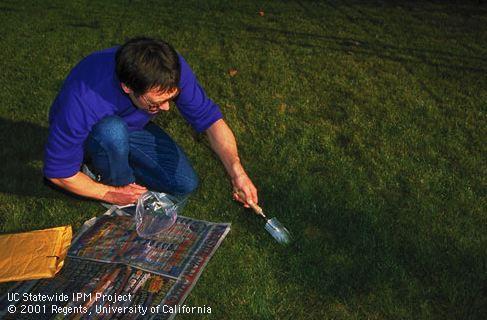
[236,190,291,245]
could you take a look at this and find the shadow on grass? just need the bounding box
[194,15,485,75]
[257,175,486,318]
[244,26,487,74]
[0,117,72,200]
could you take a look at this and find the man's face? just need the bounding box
[122,84,179,114]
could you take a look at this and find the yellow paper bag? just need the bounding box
[0,226,72,283]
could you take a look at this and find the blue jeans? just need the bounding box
[84,116,198,196]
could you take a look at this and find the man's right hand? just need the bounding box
[102,183,148,206]
[49,172,148,205]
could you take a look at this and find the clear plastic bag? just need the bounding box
[135,191,187,238]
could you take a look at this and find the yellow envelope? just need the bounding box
[0,226,72,283]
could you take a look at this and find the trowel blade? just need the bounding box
[264,217,291,244]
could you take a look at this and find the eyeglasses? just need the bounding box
[140,95,161,110]
[137,89,180,110]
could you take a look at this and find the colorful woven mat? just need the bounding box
[0,206,230,319]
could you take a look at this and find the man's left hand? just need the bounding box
[232,173,258,208]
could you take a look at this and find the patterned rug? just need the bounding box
[0,206,230,319]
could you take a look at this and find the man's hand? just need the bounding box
[49,172,147,206]
[102,183,147,206]
[231,173,258,208]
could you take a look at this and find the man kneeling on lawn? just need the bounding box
[44,37,257,207]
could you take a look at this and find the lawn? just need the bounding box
[0,0,486,319]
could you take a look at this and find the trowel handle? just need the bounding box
[235,190,266,218]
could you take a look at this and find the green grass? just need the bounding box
[1,0,486,319]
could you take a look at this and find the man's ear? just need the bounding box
[121,83,133,94]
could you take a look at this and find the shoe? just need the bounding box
[81,164,102,182]
[81,164,135,211]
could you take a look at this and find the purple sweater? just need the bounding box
[43,46,222,179]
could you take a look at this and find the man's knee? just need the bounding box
[174,173,199,196]
[151,171,199,196]
[90,116,129,153]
